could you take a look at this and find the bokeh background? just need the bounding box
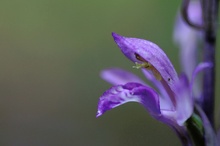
[0,0,219,145]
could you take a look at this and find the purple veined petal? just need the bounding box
[191,62,213,100]
[96,82,161,118]
[141,68,174,110]
[174,74,193,125]
[101,68,146,85]
[112,32,178,105]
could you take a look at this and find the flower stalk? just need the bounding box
[201,0,219,126]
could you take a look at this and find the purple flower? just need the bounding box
[96,33,212,144]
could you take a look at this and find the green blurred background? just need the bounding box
[0,0,219,145]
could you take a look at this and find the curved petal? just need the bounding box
[191,62,213,100]
[175,74,193,125]
[96,82,161,118]
[101,68,146,85]
[112,32,178,96]
[191,62,213,87]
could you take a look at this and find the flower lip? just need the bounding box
[96,82,161,118]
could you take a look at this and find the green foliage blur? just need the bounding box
[0,0,219,145]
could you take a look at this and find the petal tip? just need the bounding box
[112,32,123,42]
[96,110,103,118]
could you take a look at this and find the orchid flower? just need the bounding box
[96,32,212,145]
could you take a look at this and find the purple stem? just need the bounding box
[201,0,219,127]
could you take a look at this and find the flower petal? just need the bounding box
[191,62,213,87]
[112,33,178,84]
[96,82,161,118]
[142,68,174,110]
[141,68,163,89]
[175,74,193,125]
[112,32,178,95]
[191,62,213,100]
[101,68,146,85]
